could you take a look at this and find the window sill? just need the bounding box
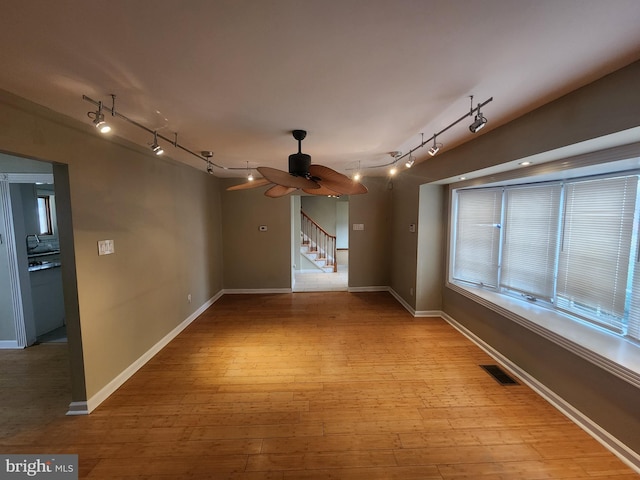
[447,282,640,389]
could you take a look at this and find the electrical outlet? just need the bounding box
[187,294,192,303]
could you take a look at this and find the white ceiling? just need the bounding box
[1,0,639,177]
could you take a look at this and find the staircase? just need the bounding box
[300,211,337,273]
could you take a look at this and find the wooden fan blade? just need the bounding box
[264,185,297,198]
[308,164,368,195]
[257,167,320,190]
[226,178,271,191]
[303,184,341,196]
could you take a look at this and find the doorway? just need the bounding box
[0,152,83,414]
[291,195,349,292]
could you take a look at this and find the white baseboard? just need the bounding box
[77,290,224,415]
[223,288,292,294]
[388,288,415,315]
[348,286,389,293]
[440,311,640,474]
[66,401,89,416]
[388,288,441,318]
[0,340,21,349]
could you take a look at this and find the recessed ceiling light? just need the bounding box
[459,176,467,180]
[519,161,532,166]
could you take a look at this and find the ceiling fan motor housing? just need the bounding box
[289,152,311,176]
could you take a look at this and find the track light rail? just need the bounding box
[372,96,494,169]
[84,94,492,175]
[82,94,247,170]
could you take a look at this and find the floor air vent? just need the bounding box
[480,364,518,385]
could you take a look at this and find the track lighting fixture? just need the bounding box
[468,95,488,133]
[428,134,442,156]
[87,101,111,133]
[202,151,215,174]
[150,131,164,155]
[389,152,401,176]
[364,96,492,173]
[83,95,239,174]
[405,155,415,168]
[245,161,254,181]
[353,161,362,181]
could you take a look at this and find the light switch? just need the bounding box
[352,223,365,231]
[98,239,115,256]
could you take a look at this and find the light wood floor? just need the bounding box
[1,292,637,479]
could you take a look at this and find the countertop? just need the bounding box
[28,261,62,272]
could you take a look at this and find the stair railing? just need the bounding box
[301,210,337,272]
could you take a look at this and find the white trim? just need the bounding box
[448,283,640,389]
[440,310,640,474]
[82,291,224,414]
[388,288,441,318]
[0,340,21,349]
[413,310,442,318]
[223,288,292,294]
[388,288,414,314]
[0,177,27,347]
[347,286,389,293]
[66,401,89,416]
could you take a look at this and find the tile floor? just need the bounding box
[293,266,348,292]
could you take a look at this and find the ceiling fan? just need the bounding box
[226,130,368,197]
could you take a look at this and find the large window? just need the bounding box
[451,174,640,342]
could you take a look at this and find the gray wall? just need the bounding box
[349,176,391,288]
[301,196,338,235]
[0,89,224,401]
[407,60,640,454]
[221,179,292,289]
[222,178,389,289]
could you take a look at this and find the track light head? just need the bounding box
[88,102,111,133]
[202,151,215,174]
[469,109,487,133]
[151,131,163,155]
[428,135,442,156]
[152,145,164,155]
[405,156,415,168]
[93,114,111,133]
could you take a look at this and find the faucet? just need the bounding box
[26,234,40,252]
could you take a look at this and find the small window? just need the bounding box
[37,195,53,236]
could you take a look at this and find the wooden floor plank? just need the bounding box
[0,292,636,479]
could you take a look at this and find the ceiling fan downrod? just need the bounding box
[289,129,311,177]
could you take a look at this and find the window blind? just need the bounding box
[628,255,640,341]
[556,176,638,331]
[452,188,502,287]
[501,184,561,300]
